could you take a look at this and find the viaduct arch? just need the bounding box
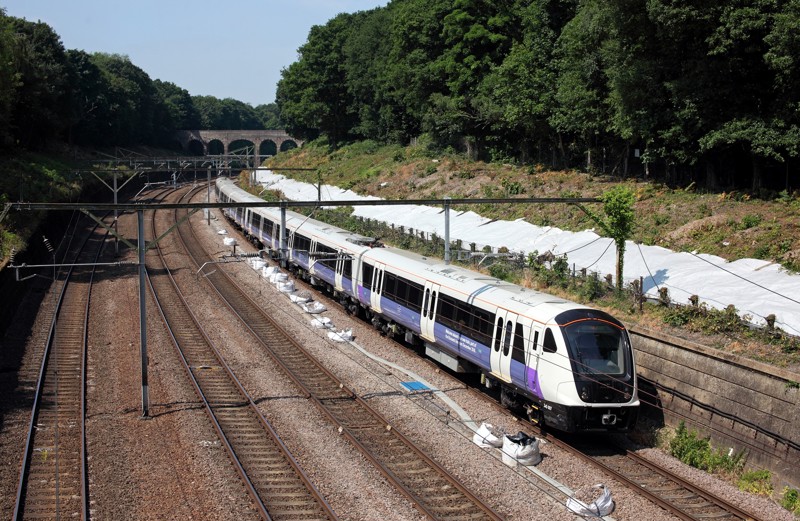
[174,130,304,160]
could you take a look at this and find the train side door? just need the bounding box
[287,231,295,262]
[420,282,440,342]
[490,310,516,383]
[370,262,385,313]
[334,249,344,291]
[527,325,543,398]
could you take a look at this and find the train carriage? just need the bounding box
[217,177,639,432]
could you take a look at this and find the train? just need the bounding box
[216,177,639,432]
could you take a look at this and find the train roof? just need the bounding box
[365,245,582,322]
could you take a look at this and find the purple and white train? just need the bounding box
[217,177,639,432]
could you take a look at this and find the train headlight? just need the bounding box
[578,383,591,401]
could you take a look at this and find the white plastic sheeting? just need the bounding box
[255,169,800,336]
[223,237,237,247]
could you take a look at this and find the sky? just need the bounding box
[2,0,389,106]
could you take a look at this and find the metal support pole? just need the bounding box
[207,167,211,226]
[444,197,451,265]
[280,203,287,268]
[137,210,149,418]
[113,172,119,256]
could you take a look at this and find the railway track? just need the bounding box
[178,189,502,520]
[146,186,337,521]
[559,435,760,521]
[13,222,109,520]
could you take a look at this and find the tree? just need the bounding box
[0,9,19,148]
[254,103,282,129]
[8,17,70,148]
[578,185,636,291]
[277,13,359,146]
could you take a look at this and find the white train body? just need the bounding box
[217,178,639,432]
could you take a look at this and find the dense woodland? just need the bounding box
[0,9,281,151]
[1,2,799,193]
[276,0,800,191]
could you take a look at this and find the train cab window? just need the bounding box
[511,323,526,363]
[543,328,558,353]
[563,323,627,375]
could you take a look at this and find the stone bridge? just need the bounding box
[174,130,304,160]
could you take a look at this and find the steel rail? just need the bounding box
[13,220,108,520]
[179,192,503,520]
[146,185,337,521]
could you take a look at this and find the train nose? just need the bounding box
[601,413,617,425]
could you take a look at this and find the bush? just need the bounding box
[669,422,744,473]
[737,469,773,496]
[781,487,800,514]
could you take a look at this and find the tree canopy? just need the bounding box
[0,9,280,152]
[276,0,800,191]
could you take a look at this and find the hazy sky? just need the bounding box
[2,0,389,106]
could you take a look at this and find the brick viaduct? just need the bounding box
[174,130,304,159]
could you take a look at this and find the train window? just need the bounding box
[503,321,512,357]
[429,291,436,319]
[316,244,337,269]
[493,317,503,353]
[563,323,626,375]
[383,272,422,313]
[294,233,311,253]
[342,257,353,278]
[433,294,493,346]
[362,263,374,288]
[543,328,557,353]
[422,289,430,316]
[512,323,526,363]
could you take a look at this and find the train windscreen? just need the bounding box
[562,321,628,376]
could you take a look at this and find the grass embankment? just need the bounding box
[0,152,86,266]
[262,139,800,370]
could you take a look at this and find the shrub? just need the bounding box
[669,422,744,473]
[737,470,773,496]
[780,487,800,514]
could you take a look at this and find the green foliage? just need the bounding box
[738,213,763,230]
[781,487,800,515]
[669,422,744,473]
[737,469,773,496]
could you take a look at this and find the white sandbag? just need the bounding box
[310,317,333,329]
[216,229,228,235]
[472,422,503,448]
[302,302,327,314]
[269,272,288,283]
[502,432,542,467]
[277,281,295,293]
[289,292,311,304]
[262,266,278,278]
[566,484,614,517]
[328,328,353,342]
[223,237,237,246]
[251,259,266,270]
[516,437,542,466]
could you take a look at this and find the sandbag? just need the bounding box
[328,328,353,342]
[502,432,542,466]
[472,422,503,448]
[566,484,614,517]
[302,302,327,314]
